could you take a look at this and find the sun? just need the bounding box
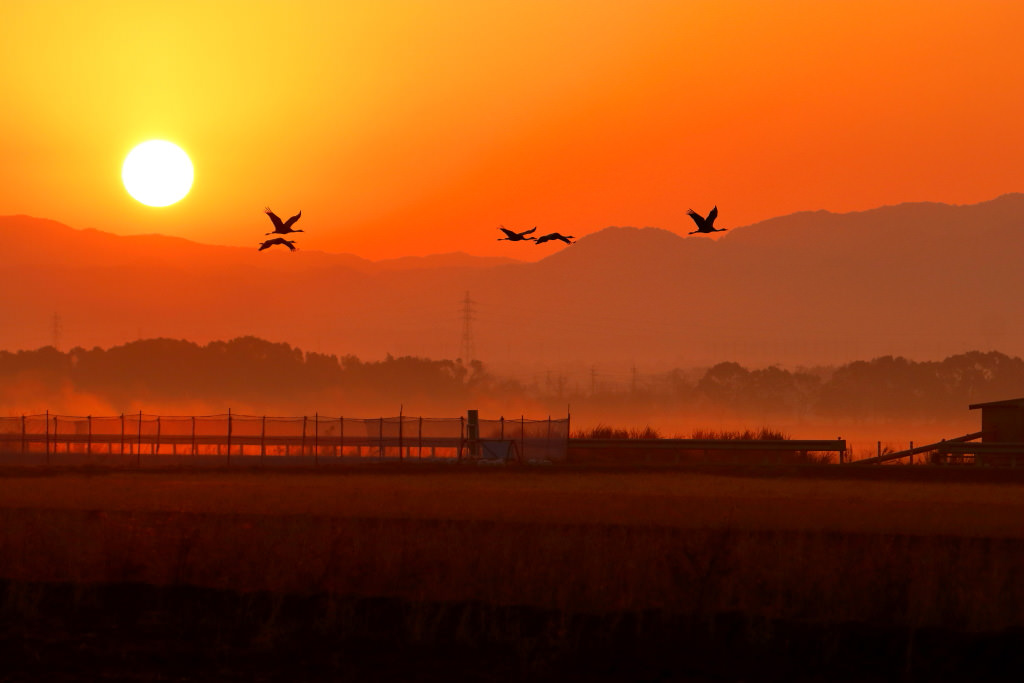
[122,140,194,207]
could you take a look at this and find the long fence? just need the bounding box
[0,412,571,467]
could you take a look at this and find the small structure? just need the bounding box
[851,398,1024,466]
[969,397,1024,443]
[934,397,1024,466]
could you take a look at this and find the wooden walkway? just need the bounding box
[569,438,848,464]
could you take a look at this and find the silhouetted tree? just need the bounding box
[0,346,71,394]
[4,339,1024,419]
[696,362,751,405]
[817,356,944,417]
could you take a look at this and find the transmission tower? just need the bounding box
[459,291,476,362]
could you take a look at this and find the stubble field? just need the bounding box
[2,464,1023,680]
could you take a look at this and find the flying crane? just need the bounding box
[264,207,304,235]
[686,206,726,235]
[258,237,297,251]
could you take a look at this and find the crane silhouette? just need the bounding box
[686,206,725,235]
[258,237,297,251]
[535,232,575,245]
[264,207,303,235]
[497,226,537,242]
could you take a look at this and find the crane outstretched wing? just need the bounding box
[498,226,517,239]
[706,206,718,228]
[686,209,707,231]
[283,211,302,230]
[264,207,284,231]
[522,226,537,236]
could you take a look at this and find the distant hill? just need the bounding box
[4,193,1024,371]
[0,214,515,273]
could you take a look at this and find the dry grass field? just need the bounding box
[2,466,1023,538]
[2,465,1023,680]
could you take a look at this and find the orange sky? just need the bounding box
[2,0,1022,261]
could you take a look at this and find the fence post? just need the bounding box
[398,407,404,461]
[137,410,142,468]
[87,415,92,456]
[155,416,161,456]
[227,409,232,467]
[466,410,479,460]
[21,415,26,455]
[301,416,307,458]
[521,415,526,461]
[458,416,464,461]
[548,415,553,462]
[191,416,196,456]
[418,416,423,459]
[379,417,384,459]
[45,410,50,465]
[314,413,319,465]
[339,417,344,458]
[120,413,125,456]
[910,441,914,465]
[261,415,266,464]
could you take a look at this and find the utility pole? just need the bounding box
[459,291,476,363]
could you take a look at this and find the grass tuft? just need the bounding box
[689,427,790,441]
[572,423,662,439]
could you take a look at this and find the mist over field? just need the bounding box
[2,335,1017,457]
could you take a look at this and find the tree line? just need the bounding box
[1,337,1021,419]
[595,351,1024,418]
[0,337,492,413]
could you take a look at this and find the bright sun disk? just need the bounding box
[122,140,193,207]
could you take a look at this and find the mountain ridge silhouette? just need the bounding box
[4,192,1023,369]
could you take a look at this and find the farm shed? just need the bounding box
[969,397,1024,443]
[854,398,1024,466]
[930,397,1024,466]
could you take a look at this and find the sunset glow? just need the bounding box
[3,1,1022,259]
[4,4,1024,676]
[122,140,193,207]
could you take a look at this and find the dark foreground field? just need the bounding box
[2,464,1023,681]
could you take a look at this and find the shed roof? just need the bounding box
[968,397,1024,410]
